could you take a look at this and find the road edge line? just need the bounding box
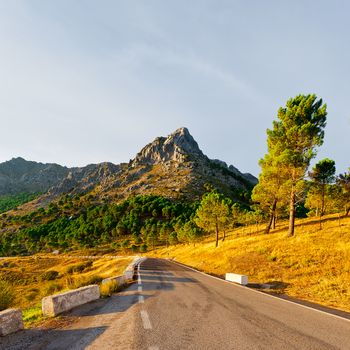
[167,259,350,323]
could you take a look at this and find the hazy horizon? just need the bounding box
[1,1,349,176]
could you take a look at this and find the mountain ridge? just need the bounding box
[0,128,257,205]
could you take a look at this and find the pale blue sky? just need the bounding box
[0,0,349,176]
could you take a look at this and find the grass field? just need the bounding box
[151,214,350,313]
[0,250,133,325]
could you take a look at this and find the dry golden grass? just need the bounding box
[151,213,350,312]
[0,252,133,311]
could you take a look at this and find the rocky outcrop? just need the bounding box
[132,127,204,166]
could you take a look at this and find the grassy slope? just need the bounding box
[0,251,133,325]
[151,214,350,312]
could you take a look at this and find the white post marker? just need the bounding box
[225,273,248,285]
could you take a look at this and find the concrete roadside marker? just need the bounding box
[0,309,24,336]
[225,273,248,285]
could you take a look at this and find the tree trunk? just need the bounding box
[215,222,219,248]
[264,199,277,234]
[288,189,296,237]
[321,184,325,216]
[346,207,350,216]
[272,214,276,230]
[319,214,322,230]
[222,230,226,242]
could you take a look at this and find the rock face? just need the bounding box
[49,162,121,196]
[132,127,204,166]
[103,127,257,201]
[0,127,257,203]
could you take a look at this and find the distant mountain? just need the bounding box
[0,128,257,205]
[0,157,69,195]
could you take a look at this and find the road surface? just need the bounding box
[1,258,350,349]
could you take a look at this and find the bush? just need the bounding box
[100,280,121,297]
[0,279,15,311]
[22,306,43,325]
[41,270,59,281]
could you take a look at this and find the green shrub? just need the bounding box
[0,279,15,311]
[23,306,43,325]
[41,270,59,281]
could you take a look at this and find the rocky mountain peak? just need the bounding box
[132,127,204,166]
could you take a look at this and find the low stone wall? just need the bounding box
[123,256,146,281]
[101,275,125,285]
[0,309,23,336]
[225,273,248,285]
[41,257,147,319]
[42,285,100,317]
[101,257,146,286]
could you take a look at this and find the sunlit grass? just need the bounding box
[0,251,133,325]
[151,213,350,312]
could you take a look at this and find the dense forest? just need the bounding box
[0,195,200,255]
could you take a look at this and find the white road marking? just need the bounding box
[138,263,142,284]
[138,286,142,292]
[169,260,350,324]
[141,310,152,329]
[139,295,144,303]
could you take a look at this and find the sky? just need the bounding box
[0,0,349,176]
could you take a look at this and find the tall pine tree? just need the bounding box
[264,94,327,236]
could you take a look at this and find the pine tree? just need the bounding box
[306,159,336,228]
[336,169,350,216]
[252,149,289,234]
[267,94,327,236]
[194,191,230,247]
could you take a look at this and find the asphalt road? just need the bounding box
[2,258,350,349]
